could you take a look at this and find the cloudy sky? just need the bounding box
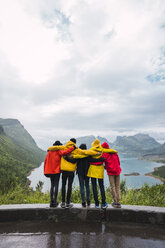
[0,0,165,150]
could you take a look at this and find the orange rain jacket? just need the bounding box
[44,146,75,176]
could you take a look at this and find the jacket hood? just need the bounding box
[65,140,77,147]
[101,142,109,149]
[91,139,101,148]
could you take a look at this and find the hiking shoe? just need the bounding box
[95,204,100,209]
[61,202,65,208]
[66,203,73,208]
[82,202,86,208]
[115,203,121,208]
[102,202,108,209]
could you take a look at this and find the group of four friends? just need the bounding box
[44,138,122,209]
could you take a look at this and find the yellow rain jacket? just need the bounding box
[60,156,77,172]
[87,139,118,179]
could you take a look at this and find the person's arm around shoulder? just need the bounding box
[103,148,118,153]
[88,156,105,166]
[63,155,77,164]
[58,145,76,156]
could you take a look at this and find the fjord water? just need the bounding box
[28,153,163,193]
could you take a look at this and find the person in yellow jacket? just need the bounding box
[87,139,118,209]
[60,138,77,208]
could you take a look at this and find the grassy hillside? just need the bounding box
[152,166,165,181]
[0,119,46,193]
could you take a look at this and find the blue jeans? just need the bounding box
[78,175,90,203]
[91,178,106,205]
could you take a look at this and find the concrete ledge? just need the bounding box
[0,204,165,225]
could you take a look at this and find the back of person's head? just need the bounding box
[79,143,87,150]
[101,142,109,149]
[53,140,62,146]
[70,138,76,144]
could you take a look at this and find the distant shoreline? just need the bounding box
[145,167,165,183]
[136,154,165,183]
[27,169,35,178]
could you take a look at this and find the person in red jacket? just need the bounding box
[101,142,122,208]
[44,140,75,207]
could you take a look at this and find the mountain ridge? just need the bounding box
[74,133,165,161]
[0,118,46,193]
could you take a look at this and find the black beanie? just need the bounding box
[79,143,87,150]
[53,140,62,146]
[70,138,76,144]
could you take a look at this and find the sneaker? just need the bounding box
[95,204,100,209]
[115,203,121,208]
[61,202,65,208]
[102,202,108,209]
[111,202,117,208]
[87,199,91,206]
[82,202,86,208]
[66,203,73,208]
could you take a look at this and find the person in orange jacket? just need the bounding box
[44,140,75,207]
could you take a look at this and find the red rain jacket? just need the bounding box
[44,146,74,175]
[102,142,121,176]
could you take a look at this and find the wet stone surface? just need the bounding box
[0,221,165,248]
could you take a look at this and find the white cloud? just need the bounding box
[0,0,165,149]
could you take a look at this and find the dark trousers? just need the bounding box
[62,171,74,204]
[50,173,60,204]
[91,177,106,205]
[78,175,90,203]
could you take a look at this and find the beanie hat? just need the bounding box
[70,138,76,144]
[53,140,62,146]
[79,143,87,150]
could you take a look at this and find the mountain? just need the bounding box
[141,142,165,163]
[75,135,112,149]
[75,134,165,164]
[0,118,38,149]
[0,118,46,162]
[97,136,113,147]
[0,118,46,193]
[113,133,161,155]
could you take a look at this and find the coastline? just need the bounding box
[145,167,165,184]
[27,168,35,178]
[26,163,42,188]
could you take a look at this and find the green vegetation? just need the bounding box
[152,166,165,181]
[0,120,46,194]
[0,133,44,193]
[0,181,165,207]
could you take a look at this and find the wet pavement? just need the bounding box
[0,221,164,248]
